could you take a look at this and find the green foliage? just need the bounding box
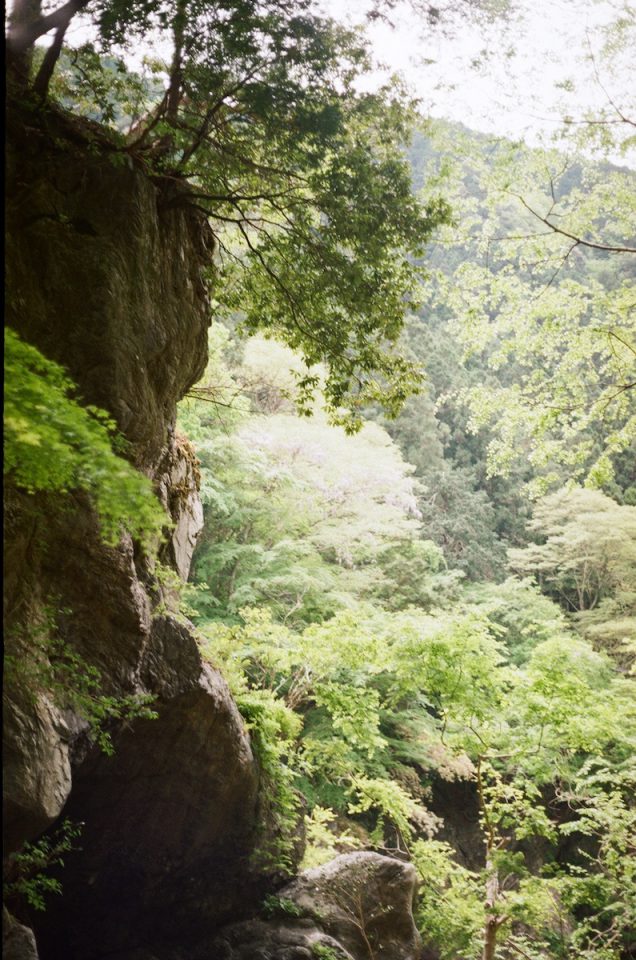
[16,1,453,424]
[370,539,464,612]
[238,690,302,875]
[413,839,484,959]
[183,321,635,959]
[9,3,636,953]
[200,628,302,874]
[50,47,158,129]
[509,487,636,611]
[185,331,426,625]
[301,805,362,870]
[311,946,345,960]
[465,577,570,665]
[347,775,440,850]
[4,328,166,547]
[261,894,303,920]
[3,820,83,912]
[200,605,448,843]
[557,761,636,959]
[415,122,636,491]
[180,314,636,958]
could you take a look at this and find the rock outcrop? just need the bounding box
[3,909,39,960]
[6,101,211,474]
[32,662,261,959]
[3,100,425,960]
[3,99,271,960]
[211,852,423,960]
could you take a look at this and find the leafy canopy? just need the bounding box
[180,323,636,959]
[416,121,636,491]
[8,0,453,426]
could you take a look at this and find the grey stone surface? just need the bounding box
[3,910,39,960]
[3,689,72,855]
[209,852,422,960]
[156,436,205,582]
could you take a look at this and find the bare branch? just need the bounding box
[516,196,636,255]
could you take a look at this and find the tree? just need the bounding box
[181,327,431,625]
[7,0,454,426]
[414,119,636,491]
[508,486,636,669]
[199,572,636,960]
[508,487,636,614]
[411,625,635,960]
[464,576,570,666]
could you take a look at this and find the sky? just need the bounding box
[324,0,636,161]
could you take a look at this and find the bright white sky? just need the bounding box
[324,0,636,161]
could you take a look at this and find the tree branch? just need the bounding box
[32,20,68,97]
[516,196,636,255]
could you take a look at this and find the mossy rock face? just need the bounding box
[6,99,214,473]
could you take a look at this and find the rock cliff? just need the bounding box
[4,99,266,958]
[3,99,424,960]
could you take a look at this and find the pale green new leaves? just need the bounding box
[413,838,484,960]
[300,805,362,870]
[186,335,425,624]
[446,266,636,491]
[508,488,636,662]
[347,775,441,846]
[4,328,166,547]
[419,122,636,492]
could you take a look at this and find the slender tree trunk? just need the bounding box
[166,0,187,125]
[33,22,67,97]
[7,0,90,82]
[483,863,500,960]
[483,919,499,960]
[477,757,502,960]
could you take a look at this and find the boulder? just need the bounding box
[3,910,39,960]
[210,852,422,960]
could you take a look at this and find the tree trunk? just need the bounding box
[33,23,67,97]
[166,0,187,125]
[483,914,499,960]
[6,0,42,78]
[482,861,500,960]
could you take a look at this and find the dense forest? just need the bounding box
[4,1,636,960]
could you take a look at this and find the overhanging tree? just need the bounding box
[6,0,457,425]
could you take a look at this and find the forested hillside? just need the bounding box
[4,1,636,959]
